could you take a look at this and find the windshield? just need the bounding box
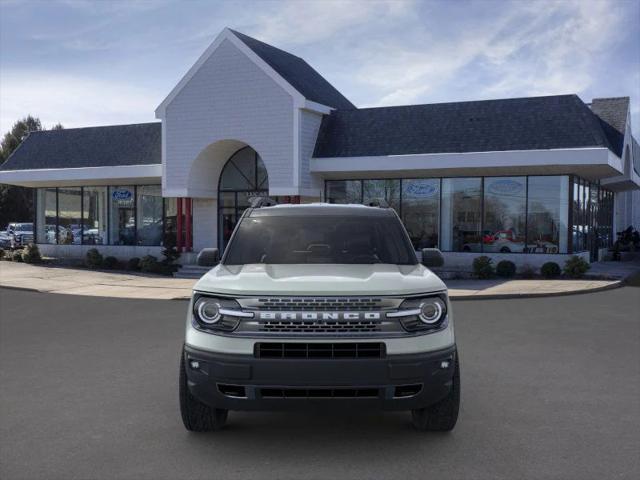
[12,224,32,231]
[223,214,417,265]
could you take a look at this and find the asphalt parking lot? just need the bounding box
[1,287,639,480]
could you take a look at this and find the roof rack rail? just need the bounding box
[249,196,278,208]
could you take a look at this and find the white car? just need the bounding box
[4,223,34,249]
[179,201,459,432]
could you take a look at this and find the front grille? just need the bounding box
[254,297,385,311]
[260,387,380,398]
[260,320,381,334]
[255,342,385,359]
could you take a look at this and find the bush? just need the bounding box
[496,260,516,278]
[564,256,590,278]
[102,256,118,269]
[86,248,103,269]
[0,249,5,260]
[11,251,24,262]
[127,257,141,271]
[21,244,42,264]
[541,262,561,279]
[472,256,494,279]
[140,255,160,273]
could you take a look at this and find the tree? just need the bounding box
[0,116,62,228]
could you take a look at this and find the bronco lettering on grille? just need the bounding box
[258,312,381,321]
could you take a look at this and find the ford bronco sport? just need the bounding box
[179,202,460,432]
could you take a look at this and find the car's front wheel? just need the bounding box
[411,353,460,432]
[179,348,228,432]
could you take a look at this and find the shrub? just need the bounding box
[0,249,5,260]
[496,260,516,278]
[541,262,561,279]
[102,256,118,270]
[127,257,141,271]
[472,256,494,279]
[140,255,160,273]
[21,244,42,264]
[86,248,103,269]
[11,251,24,262]
[564,256,590,278]
[161,231,180,265]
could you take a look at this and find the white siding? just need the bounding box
[298,109,324,193]
[163,39,294,196]
[192,198,217,251]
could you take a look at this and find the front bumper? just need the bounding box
[184,344,457,411]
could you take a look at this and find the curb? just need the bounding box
[2,280,624,301]
[448,280,623,301]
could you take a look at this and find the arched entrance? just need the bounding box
[218,146,268,249]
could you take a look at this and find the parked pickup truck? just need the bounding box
[179,200,459,432]
[2,223,34,249]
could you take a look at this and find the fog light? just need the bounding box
[189,360,200,370]
[440,360,450,369]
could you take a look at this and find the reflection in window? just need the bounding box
[57,188,82,245]
[163,197,177,247]
[363,179,400,211]
[136,186,163,246]
[402,179,439,249]
[526,176,569,253]
[109,186,136,245]
[441,178,482,252]
[83,187,107,245]
[36,188,57,244]
[483,177,526,253]
[326,180,362,204]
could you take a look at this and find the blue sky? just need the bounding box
[1,0,639,137]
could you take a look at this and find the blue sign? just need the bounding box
[405,182,438,198]
[112,189,132,201]
[488,179,523,196]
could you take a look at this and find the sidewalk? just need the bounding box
[1,261,634,301]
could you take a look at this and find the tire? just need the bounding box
[500,247,511,253]
[179,349,228,432]
[411,353,460,432]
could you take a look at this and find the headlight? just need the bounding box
[192,294,253,332]
[386,294,448,332]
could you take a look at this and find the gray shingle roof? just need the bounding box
[230,29,355,110]
[0,122,161,171]
[590,97,629,157]
[313,95,616,158]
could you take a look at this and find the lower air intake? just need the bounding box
[260,388,380,398]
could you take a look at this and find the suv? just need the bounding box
[179,203,459,432]
[4,223,34,249]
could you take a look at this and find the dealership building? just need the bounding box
[1,28,638,267]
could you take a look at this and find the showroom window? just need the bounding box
[82,187,107,245]
[363,179,400,211]
[440,178,482,252]
[36,188,57,244]
[526,176,569,254]
[35,185,177,247]
[57,188,82,245]
[325,174,609,255]
[483,177,526,254]
[136,185,163,246]
[326,180,362,204]
[109,186,136,246]
[402,179,440,249]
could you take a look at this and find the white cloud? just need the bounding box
[348,0,627,107]
[250,0,415,45]
[0,71,160,132]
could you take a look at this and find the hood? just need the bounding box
[193,263,446,296]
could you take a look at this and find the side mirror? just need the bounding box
[421,248,444,268]
[196,248,220,267]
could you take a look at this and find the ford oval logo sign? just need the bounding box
[488,179,523,195]
[112,189,132,201]
[405,182,438,198]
